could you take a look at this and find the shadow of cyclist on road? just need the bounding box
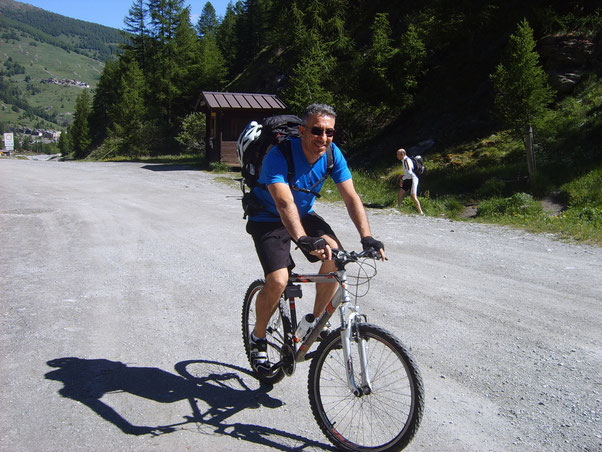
[44,357,332,450]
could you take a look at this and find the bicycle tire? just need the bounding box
[241,279,287,385]
[308,323,424,451]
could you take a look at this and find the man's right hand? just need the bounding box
[297,235,332,260]
[297,235,327,253]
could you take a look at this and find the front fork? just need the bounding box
[339,298,373,397]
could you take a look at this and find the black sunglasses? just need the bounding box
[310,126,336,137]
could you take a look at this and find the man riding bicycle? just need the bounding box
[244,103,386,375]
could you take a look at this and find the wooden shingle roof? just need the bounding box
[200,91,286,111]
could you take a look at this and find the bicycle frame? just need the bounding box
[282,267,373,396]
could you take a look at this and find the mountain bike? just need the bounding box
[242,248,424,451]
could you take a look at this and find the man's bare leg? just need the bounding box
[398,188,407,208]
[410,193,423,214]
[313,258,338,317]
[253,267,289,338]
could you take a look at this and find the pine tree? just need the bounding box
[284,40,335,114]
[215,3,240,77]
[123,0,150,73]
[148,0,185,44]
[146,0,188,135]
[389,24,426,108]
[57,128,72,157]
[107,59,146,156]
[282,0,350,112]
[197,2,219,37]
[242,0,273,55]
[198,34,227,91]
[89,59,122,145]
[491,18,554,174]
[365,13,394,103]
[71,89,92,159]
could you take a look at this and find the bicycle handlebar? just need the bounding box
[330,248,381,268]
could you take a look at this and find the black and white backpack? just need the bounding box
[409,155,425,176]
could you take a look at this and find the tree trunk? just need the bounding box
[524,124,536,176]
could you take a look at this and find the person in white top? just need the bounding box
[397,148,424,215]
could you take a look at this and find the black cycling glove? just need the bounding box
[361,236,385,252]
[297,235,327,253]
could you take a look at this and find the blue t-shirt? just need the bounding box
[250,138,352,222]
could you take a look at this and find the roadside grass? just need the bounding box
[321,147,602,245]
[473,190,602,244]
[101,153,207,166]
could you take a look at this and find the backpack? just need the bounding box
[236,114,333,218]
[409,155,425,176]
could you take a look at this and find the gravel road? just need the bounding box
[1,159,600,452]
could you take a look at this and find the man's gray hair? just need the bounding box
[302,103,336,125]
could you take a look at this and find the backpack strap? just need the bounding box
[285,143,334,198]
[256,141,333,197]
[280,139,296,187]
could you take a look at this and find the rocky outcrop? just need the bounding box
[538,33,598,94]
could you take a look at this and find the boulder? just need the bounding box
[538,33,596,94]
[548,70,585,94]
[408,139,435,156]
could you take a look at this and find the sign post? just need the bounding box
[3,133,14,152]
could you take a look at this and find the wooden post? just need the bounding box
[525,124,536,176]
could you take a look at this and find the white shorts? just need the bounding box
[401,177,419,195]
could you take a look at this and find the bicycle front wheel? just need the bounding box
[242,279,287,385]
[308,323,424,451]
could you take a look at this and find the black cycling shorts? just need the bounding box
[246,212,338,276]
[401,178,413,192]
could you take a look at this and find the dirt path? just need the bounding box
[1,160,600,451]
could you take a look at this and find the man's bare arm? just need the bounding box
[336,178,372,238]
[337,178,386,260]
[268,182,306,240]
[268,182,332,260]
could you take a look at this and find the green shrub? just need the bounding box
[561,167,602,208]
[477,178,505,197]
[418,196,464,218]
[572,206,602,225]
[477,192,543,218]
[528,171,552,197]
[537,207,602,243]
[175,112,206,154]
[444,197,467,217]
[209,161,230,173]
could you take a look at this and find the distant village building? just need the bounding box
[43,130,62,141]
[15,127,62,142]
[41,78,90,88]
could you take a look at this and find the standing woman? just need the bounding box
[397,148,424,215]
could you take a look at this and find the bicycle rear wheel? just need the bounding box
[242,279,287,385]
[308,323,424,451]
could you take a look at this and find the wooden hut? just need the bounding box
[198,91,287,166]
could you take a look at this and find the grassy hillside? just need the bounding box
[314,74,602,244]
[0,0,124,132]
[1,27,104,128]
[0,0,124,60]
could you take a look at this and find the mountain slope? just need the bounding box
[0,0,125,131]
[0,0,125,61]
